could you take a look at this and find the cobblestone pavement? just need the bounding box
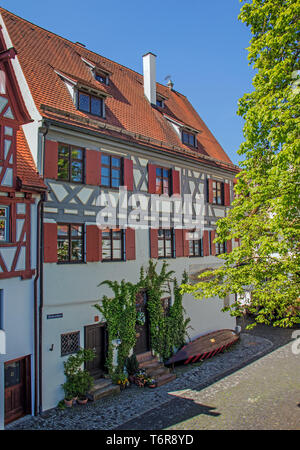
[6,320,299,430]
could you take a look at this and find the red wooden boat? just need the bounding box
[165,329,240,367]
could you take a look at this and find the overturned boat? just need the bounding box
[165,329,240,367]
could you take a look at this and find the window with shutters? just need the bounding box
[101,154,122,188]
[102,228,124,261]
[212,180,224,205]
[155,167,170,195]
[188,230,203,257]
[57,144,84,183]
[158,229,174,258]
[57,224,84,263]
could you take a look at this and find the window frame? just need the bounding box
[188,230,203,257]
[77,90,104,117]
[215,240,227,255]
[101,153,123,189]
[57,223,85,264]
[0,205,10,243]
[182,130,197,148]
[212,180,224,206]
[158,228,174,259]
[57,144,85,184]
[102,228,124,262]
[155,166,170,195]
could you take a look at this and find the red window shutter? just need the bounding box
[44,140,58,179]
[148,164,157,194]
[150,229,158,258]
[172,169,180,196]
[203,230,209,256]
[126,228,136,260]
[86,150,101,185]
[86,225,102,262]
[183,229,190,257]
[123,158,133,191]
[211,230,216,256]
[175,229,183,257]
[208,179,213,203]
[224,183,230,206]
[44,223,57,263]
[227,238,232,253]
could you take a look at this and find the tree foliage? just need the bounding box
[182,0,300,328]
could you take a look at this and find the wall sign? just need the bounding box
[47,313,63,320]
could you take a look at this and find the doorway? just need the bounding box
[84,323,107,378]
[4,356,31,425]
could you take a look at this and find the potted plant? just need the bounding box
[62,378,77,407]
[146,377,157,388]
[112,372,129,391]
[75,370,94,404]
[125,354,139,384]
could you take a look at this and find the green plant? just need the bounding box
[74,370,94,399]
[125,354,139,376]
[62,348,96,399]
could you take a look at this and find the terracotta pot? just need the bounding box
[77,397,88,405]
[64,398,73,408]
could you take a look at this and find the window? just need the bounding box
[182,131,196,148]
[95,72,109,85]
[58,144,84,183]
[155,167,170,195]
[156,98,164,108]
[102,228,124,261]
[188,230,203,257]
[57,224,84,263]
[215,241,226,255]
[61,331,80,356]
[158,229,174,258]
[78,91,104,117]
[101,154,122,188]
[212,181,224,205]
[0,206,9,242]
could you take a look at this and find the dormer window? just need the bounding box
[95,73,108,84]
[156,98,164,108]
[182,130,197,148]
[94,69,110,86]
[78,91,104,117]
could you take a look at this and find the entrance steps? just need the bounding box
[88,378,120,402]
[136,352,176,387]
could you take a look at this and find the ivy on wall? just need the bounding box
[94,260,191,378]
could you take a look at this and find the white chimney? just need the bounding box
[143,52,157,105]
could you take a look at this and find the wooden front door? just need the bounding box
[84,323,107,378]
[4,356,31,425]
[134,290,150,355]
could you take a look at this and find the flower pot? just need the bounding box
[77,397,88,405]
[64,398,73,408]
[148,384,156,388]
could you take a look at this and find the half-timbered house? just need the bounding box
[0,26,46,427]
[0,7,239,412]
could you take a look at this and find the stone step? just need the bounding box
[136,351,153,363]
[147,366,170,378]
[88,380,120,402]
[155,373,176,387]
[90,378,112,392]
[138,357,159,369]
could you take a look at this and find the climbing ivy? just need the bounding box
[94,261,191,378]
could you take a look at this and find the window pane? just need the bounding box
[165,240,172,257]
[71,239,83,261]
[101,155,110,165]
[165,229,171,239]
[101,167,109,177]
[0,219,7,241]
[156,168,162,176]
[112,230,121,239]
[58,156,69,180]
[58,238,69,261]
[111,157,120,168]
[111,169,120,179]
[79,93,90,112]
[91,97,102,116]
[158,240,164,257]
[5,361,21,388]
[58,145,69,157]
[156,179,162,194]
[57,225,69,236]
[71,161,83,182]
[182,132,189,144]
[101,176,110,187]
[189,241,194,255]
[163,180,169,194]
[71,148,83,160]
[163,169,169,178]
[71,225,83,237]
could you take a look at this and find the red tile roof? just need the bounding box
[16,128,46,190]
[1,8,238,173]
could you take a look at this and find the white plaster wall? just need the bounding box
[42,228,236,410]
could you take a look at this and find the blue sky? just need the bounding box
[1,0,254,165]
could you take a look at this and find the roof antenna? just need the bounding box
[164,75,174,89]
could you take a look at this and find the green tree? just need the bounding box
[182,0,300,328]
